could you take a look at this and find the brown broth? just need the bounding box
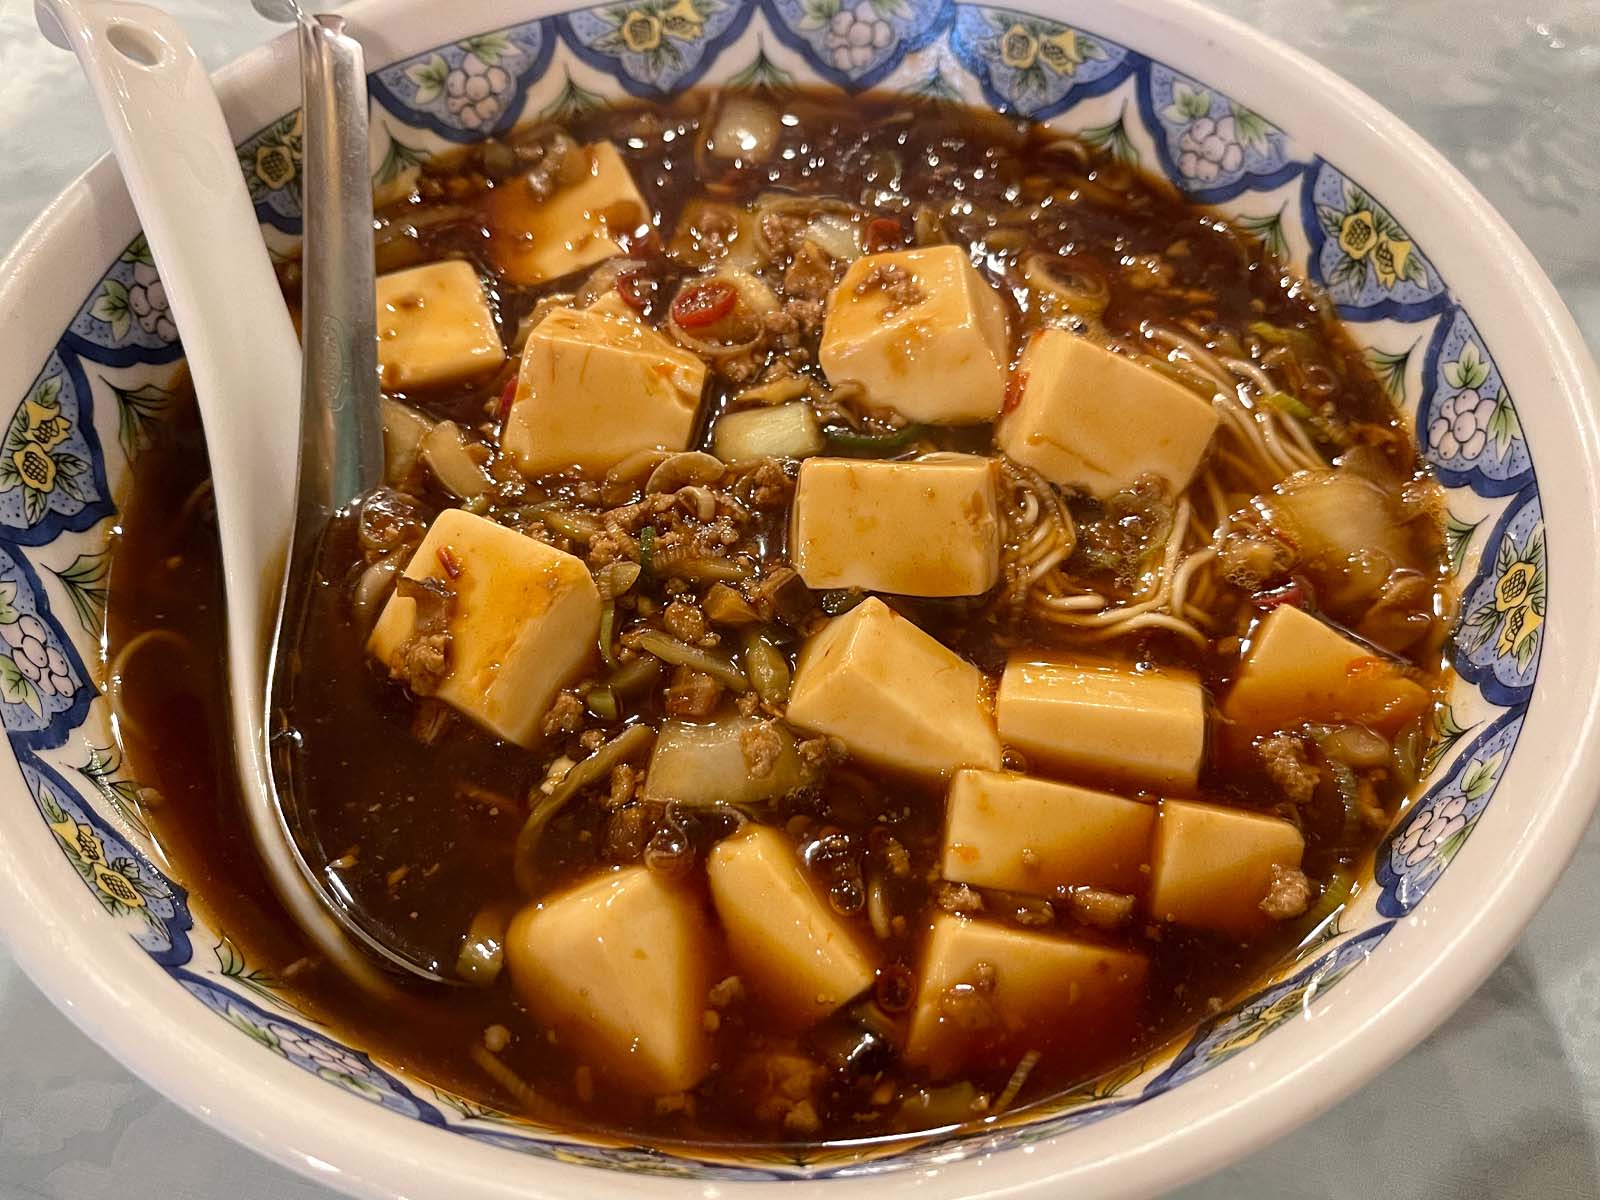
[106,88,1445,1150]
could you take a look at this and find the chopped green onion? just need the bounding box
[598,601,616,668]
[820,587,866,616]
[823,424,927,456]
[741,628,791,706]
[635,629,750,691]
[1262,392,1315,421]
[638,525,657,587]
[607,655,664,696]
[585,685,619,721]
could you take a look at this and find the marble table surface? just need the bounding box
[2,1,1599,1197]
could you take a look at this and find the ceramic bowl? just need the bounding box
[2,0,1599,1196]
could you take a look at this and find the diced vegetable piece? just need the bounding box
[642,716,806,806]
[1222,604,1431,741]
[374,260,505,390]
[905,913,1148,1077]
[380,396,432,485]
[995,656,1206,792]
[502,305,707,473]
[1147,799,1305,935]
[787,597,1001,781]
[712,402,825,463]
[368,510,601,747]
[995,328,1221,498]
[1256,469,1422,610]
[790,456,1002,597]
[819,246,1010,424]
[504,866,715,1094]
[941,769,1155,896]
[487,141,651,286]
[706,825,878,1027]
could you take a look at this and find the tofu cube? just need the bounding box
[1148,799,1306,936]
[819,246,1010,424]
[791,456,1002,597]
[487,140,651,286]
[374,260,504,391]
[707,824,878,1027]
[367,509,601,747]
[1222,604,1432,742]
[942,769,1155,896]
[996,656,1206,793]
[642,717,807,807]
[501,305,706,474]
[505,867,714,1094]
[995,328,1221,498]
[905,913,1148,1077]
[787,597,1001,780]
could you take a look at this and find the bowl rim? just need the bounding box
[2,0,1599,1196]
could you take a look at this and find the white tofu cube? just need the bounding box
[942,769,1155,896]
[996,656,1206,793]
[995,328,1221,498]
[487,141,651,286]
[905,913,1148,1077]
[642,717,807,807]
[819,246,1010,424]
[1222,604,1432,742]
[367,509,601,747]
[706,824,878,1028]
[1148,799,1306,936]
[374,260,504,391]
[505,866,714,1095]
[501,305,706,474]
[787,597,1001,781]
[791,456,1002,597]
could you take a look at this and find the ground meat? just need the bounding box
[727,1048,825,1131]
[735,458,794,510]
[542,691,585,737]
[707,975,745,1008]
[1068,887,1136,930]
[391,633,450,696]
[664,667,723,718]
[938,962,997,1032]
[935,881,984,914]
[783,242,836,301]
[1258,733,1320,805]
[739,721,785,778]
[603,803,652,862]
[606,762,638,809]
[1260,864,1314,920]
[797,736,846,770]
[759,211,806,259]
[852,261,925,316]
[662,598,707,643]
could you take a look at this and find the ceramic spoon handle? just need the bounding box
[34,0,384,989]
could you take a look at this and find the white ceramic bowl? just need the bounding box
[3,0,1599,1196]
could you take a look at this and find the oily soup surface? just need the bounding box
[107,89,1449,1147]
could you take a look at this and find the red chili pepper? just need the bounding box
[1002,368,1029,415]
[1251,579,1307,611]
[495,376,517,423]
[671,279,738,328]
[436,545,463,579]
[617,270,655,312]
[864,216,904,254]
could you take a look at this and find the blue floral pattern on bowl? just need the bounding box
[6,0,1550,1181]
[372,25,557,140]
[950,5,1131,118]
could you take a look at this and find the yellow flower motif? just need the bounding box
[254,143,296,190]
[1372,235,1414,289]
[620,10,663,51]
[93,863,145,909]
[49,817,107,866]
[658,0,705,38]
[1495,602,1542,657]
[1338,211,1377,260]
[1037,29,1085,75]
[13,443,55,492]
[23,400,70,451]
[1494,560,1536,611]
[999,23,1039,69]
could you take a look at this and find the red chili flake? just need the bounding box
[1002,368,1029,414]
[671,279,738,329]
[1251,579,1306,611]
[436,545,463,579]
[495,377,517,423]
[864,216,904,254]
[617,270,656,312]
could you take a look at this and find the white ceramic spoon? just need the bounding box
[34,0,391,990]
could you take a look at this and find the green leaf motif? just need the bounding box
[1487,389,1521,458]
[406,53,450,105]
[1080,106,1140,167]
[1230,102,1274,152]
[1461,752,1502,801]
[119,234,155,268]
[1421,703,1474,777]
[910,68,962,103]
[1460,599,1501,652]
[90,279,132,341]
[34,376,62,410]
[1162,81,1211,124]
[540,71,605,122]
[1444,342,1490,391]
[728,42,795,92]
[1364,343,1413,402]
[0,654,43,717]
[52,454,90,504]
[459,32,519,66]
[1234,209,1288,260]
[51,551,110,635]
[105,378,171,459]
[0,581,18,627]
[1316,203,1343,237]
[22,487,47,527]
[1443,511,1480,575]
[76,744,148,838]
